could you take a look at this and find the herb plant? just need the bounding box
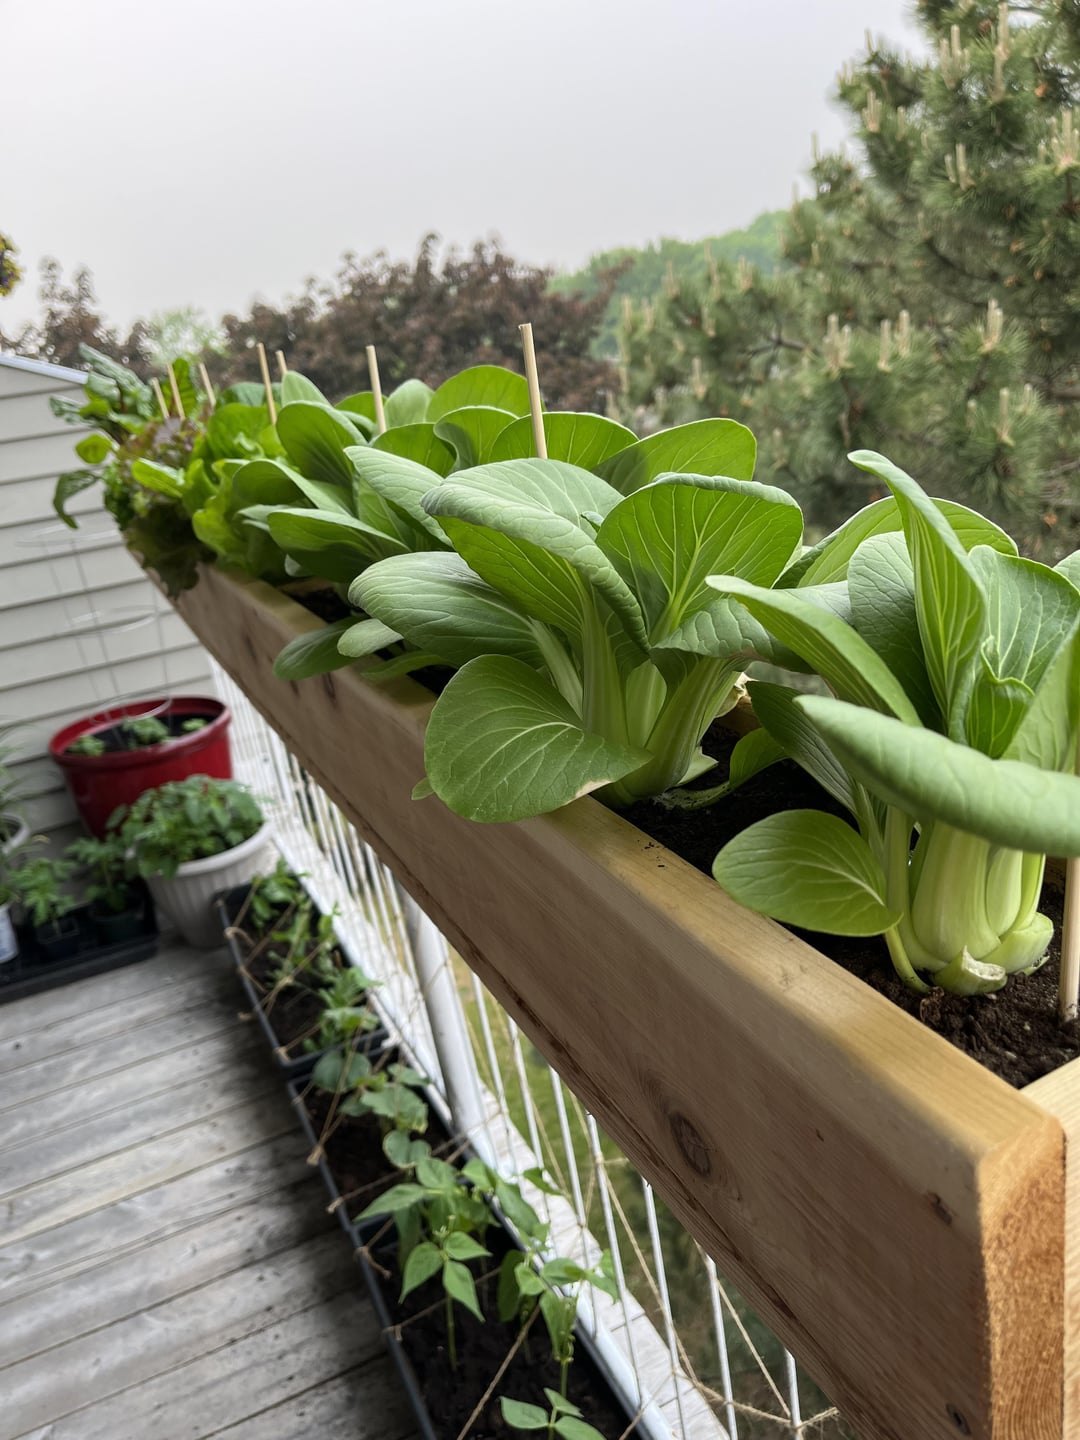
[245,860,306,930]
[66,834,136,914]
[345,434,811,820]
[311,1048,431,1168]
[112,775,264,879]
[17,858,76,930]
[710,451,1080,994]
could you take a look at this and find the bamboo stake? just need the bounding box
[198,361,216,407]
[276,349,288,380]
[365,344,387,434]
[1061,735,1080,1021]
[519,322,547,459]
[166,362,185,419]
[256,342,277,424]
[151,377,170,421]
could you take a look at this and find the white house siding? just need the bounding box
[0,354,213,838]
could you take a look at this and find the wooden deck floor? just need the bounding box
[0,943,419,1440]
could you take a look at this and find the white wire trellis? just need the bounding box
[213,661,851,1440]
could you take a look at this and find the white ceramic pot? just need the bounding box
[146,823,276,948]
[0,814,29,857]
[0,902,18,964]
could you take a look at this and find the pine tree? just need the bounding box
[621,0,1080,555]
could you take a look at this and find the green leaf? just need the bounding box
[499,1399,549,1430]
[433,406,517,469]
[747,681,855,812]
[280,372,328,405]
[131,459,184,499]
[545,1390,582,1417]
[847,532,938,727]
[799,695,1080,854]
[706,577,919,722]
[428,365,530,421]
[1005,619,1080,771]
[713,810,899,935]
[848,451,986,735]
[234,458,346,514]
[1054,551,1080,591]
[337,617,403,658]
[355,1182,426,1220]
[53,469,100,527]
[424,656,648,822]
[371,423,455,476]
[384,378,435,428]
[554,1417,608,1440]
[400,1241,442,1299]
[350,553,547,670]
[75,432,113,464]
[416,1155,458,1189]
[383,1130,431,1169]
[205,403,269,460]
[596,418,756,495]
[779,495,1018,587]
[724,726,787,793]
[266,508,406,582]
[276,402,364,485]
[443,1232,490,1262]
[348,447,450,545]
[489,412,637,469]
[598,475,802,641]
[442,1258,484,1320]
[273,618,358,679]
[425,462,646,650]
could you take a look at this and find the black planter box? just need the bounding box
[0,896,158,1004]
[358,1231,640,1440]
[215,884,387,1078]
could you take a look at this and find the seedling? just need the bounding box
[17,858,76,931]
[311,1048,431,1168]
[245,859,307,931]
[66,834,137,915]
[500,1391,605,1440]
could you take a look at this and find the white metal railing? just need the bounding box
[215,662,852,1440]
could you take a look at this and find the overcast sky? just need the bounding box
[1,0,925,333]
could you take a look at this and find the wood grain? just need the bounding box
[172,563,1071,1440]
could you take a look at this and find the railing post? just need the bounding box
[394,881,490,1153]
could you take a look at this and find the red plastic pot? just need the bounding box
[49,697,233,837]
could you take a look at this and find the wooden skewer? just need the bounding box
[1061,735,1080,1021]
[276,349,288,380]
[166,362,185,419]
[256,342,277,424]
[365,344,387,435]
[519,323,547,459]
[151,377,170,421]
[198,361,216,407]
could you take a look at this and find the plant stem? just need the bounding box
[446,1293,457,1372]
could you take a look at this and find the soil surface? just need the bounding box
[67,711,216,755]
[293,587,353,623]
[627,722,1080,1088]
[370,1230,638,1440]
[301,1083,456,1219]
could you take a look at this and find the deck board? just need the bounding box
[0,943,417,1440]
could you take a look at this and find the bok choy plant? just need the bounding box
[346,426,811,820]
[710,451,1080,995]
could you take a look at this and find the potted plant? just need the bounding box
[16,857,80,962]
[115,775,273,947]
[49,697,233,837]
[65,834,147,945]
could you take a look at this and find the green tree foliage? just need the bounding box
[620,1,1080,558]
[551,212,786,357]
[0,232,22,299]
[0,259,148,371]
[210,234,618,413]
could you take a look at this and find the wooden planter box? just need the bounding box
[171,564,1078,1440]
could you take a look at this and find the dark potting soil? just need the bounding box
[293,588,354,623]
[302,1086,456,1219]
[626,722,1080,1088]
[371,1229,638,1440]
[68,711,216,755]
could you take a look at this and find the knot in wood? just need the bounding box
[945,1404,971,1435]
[670,1111,711,1177]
